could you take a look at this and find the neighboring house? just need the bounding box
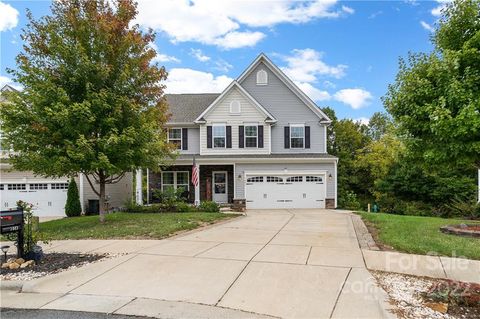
[146,54,338,209]
[0,85,132,217]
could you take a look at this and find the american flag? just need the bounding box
[191,156,199,187]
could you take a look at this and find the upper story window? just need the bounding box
[245,125,258,148]
[256,69,268,85]
[230,100,241,114]
[213,124,226,148]
[290,124,305,148]
[168,128,182,150]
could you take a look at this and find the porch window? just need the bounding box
[245,125,258,148]
[161,171,189,192]
[290,124,305,148]
[213,125,226,148]
[168,128,182,150]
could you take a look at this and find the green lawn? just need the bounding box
[358,212,480,260]
[39,212,238,240]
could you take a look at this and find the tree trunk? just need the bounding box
[99,171,106,223]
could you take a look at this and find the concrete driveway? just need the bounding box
[13,209,395,318]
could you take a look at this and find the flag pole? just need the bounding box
[193,155,200,206]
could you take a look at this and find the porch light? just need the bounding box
[238,174,242,179]
[328,173,333,181]
[1,245,9,263]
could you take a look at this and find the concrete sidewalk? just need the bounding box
[1,209,398,319]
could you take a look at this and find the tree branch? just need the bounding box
[84,174,100,197]
[106,172,126,184]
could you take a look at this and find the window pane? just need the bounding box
[291,126,304,138]
[214,173,226,183]
[169,129,181,139]
[177,172,188,185]
[214,184,226,194]
[291,137,304,148]
[245,137,257,147]
[213,125,225,136]
[245,126,257,137]
[162,172,174,184]
[214,137,225,147]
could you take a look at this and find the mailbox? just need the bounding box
[0,208,24,257]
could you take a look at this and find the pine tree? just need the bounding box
[65,179,82,217]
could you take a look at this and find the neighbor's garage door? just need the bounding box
[245,174,326,209]
[0,182,69,217]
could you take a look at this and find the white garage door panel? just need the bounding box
[0,182,68,217]
[245,174,326,209]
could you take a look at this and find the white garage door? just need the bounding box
[0,182,69,217]
[245,174,326,209]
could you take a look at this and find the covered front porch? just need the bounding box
[147,164,234,204]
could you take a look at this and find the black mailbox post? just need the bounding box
[0,208,24,257]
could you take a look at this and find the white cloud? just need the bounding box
[213,59,233,73]
[149,42,180,63]
[368,11,383,19]
[280,48,347,82]
[431,0,452,16]
[213,31,265,49]
[190,49,210,62]
[353,117,369,125]
[0,1,18,32]
[342,5,354,14]
[165,68,232,94]
[323,80,336,89]
[420,21,434,32]
[334,88,373,109]
[295,82,331,101]
[135,0,346,48]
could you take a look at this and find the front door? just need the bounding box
[212,171,228,203]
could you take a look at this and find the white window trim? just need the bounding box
[161,171,190,192]
[256,69,268,85]
[290,124,305,149]
[229,100,241,115]
[244,124,258,148]
[168,128,182,150]
[212,124,226,149]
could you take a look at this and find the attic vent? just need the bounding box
[230,100,241,114]
[256,69,268,85]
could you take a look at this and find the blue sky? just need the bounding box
[0,0,447,122]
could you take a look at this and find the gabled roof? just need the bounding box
[0,84,19,102]
[194,81,277,123]
[166,93,220,123]
[237,53,332,123]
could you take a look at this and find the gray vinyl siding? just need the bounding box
[80,172,133,210]
[239,62,326,154]
[184,128,200,155]
[234,162,335,199]
[0,170,68,182]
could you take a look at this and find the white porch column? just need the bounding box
[194,165,200,206]
[135,168,143,205]
[146,168,150,204]
[79,173,85,213]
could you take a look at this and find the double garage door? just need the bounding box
[1,182,69,217]
[245,173,326,209]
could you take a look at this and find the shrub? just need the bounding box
[444,195,480,219]
[175,202,194,212]
[339,191,361,210]
[198,201,220,213]
[65,179,82,217]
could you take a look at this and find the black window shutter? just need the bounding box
[258,125,264,148]
[284,126,290,149]
[182,128,188,150]
[226,126,232,148]
[305,126,310,149]
[207,126,212,148]
[239,126,244,148]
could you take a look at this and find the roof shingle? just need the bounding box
[165,93,220,123]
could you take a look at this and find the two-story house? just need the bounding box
[147,54,338,210]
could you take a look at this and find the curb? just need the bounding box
[0,280,24,292]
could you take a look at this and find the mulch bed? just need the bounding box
[0,253,107,281]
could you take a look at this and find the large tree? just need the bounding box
[1,0,172,222]
[383,0,480,200]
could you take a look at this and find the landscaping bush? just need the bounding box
[444,195,480,219]
[175,202,195,212]
[339,191,361,210]
[65,179,82,217]
[198,201,220,213]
